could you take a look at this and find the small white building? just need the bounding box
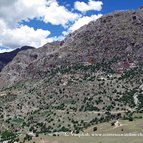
[27,132,36,137]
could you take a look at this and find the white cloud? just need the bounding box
[74,0,103,13]
[0,0,80,28]
[0,0,46,28]
[47,35,65,43]
[0,23,51,48]
[0,0,103,51]
[41,1,80,27]
[0,48,13,53]
[68,14,102,32]
[0,0,81,50]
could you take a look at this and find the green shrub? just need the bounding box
[93,126,97,131]
[1,130,16,141]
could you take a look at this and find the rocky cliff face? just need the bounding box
[0,46,34,72]
[61,9,143,68]
[0,8,143,90]
[0,42,61,89]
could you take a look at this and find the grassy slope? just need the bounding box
[29,136,143,143]
[23,119,143,143]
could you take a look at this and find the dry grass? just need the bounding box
[24,119,143,143]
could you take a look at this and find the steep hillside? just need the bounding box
[0,46,34,72]
[0,8,143,90]
[0,42,60,89]
[0,8,143,142]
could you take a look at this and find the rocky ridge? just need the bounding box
[0,46,34,72]
[0,8,143,90]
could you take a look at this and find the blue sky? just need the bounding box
[23,0,143,37]
[59,0,143,13]
[0,0,142,52]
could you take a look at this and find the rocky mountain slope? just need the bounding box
[0,7,143,141]
[0,46,34,72]
[0,8,143,90]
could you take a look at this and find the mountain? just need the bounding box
[0,46,34,72]
[0,8,143,90]
[0,7,143,140]
[0,42,61,89]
